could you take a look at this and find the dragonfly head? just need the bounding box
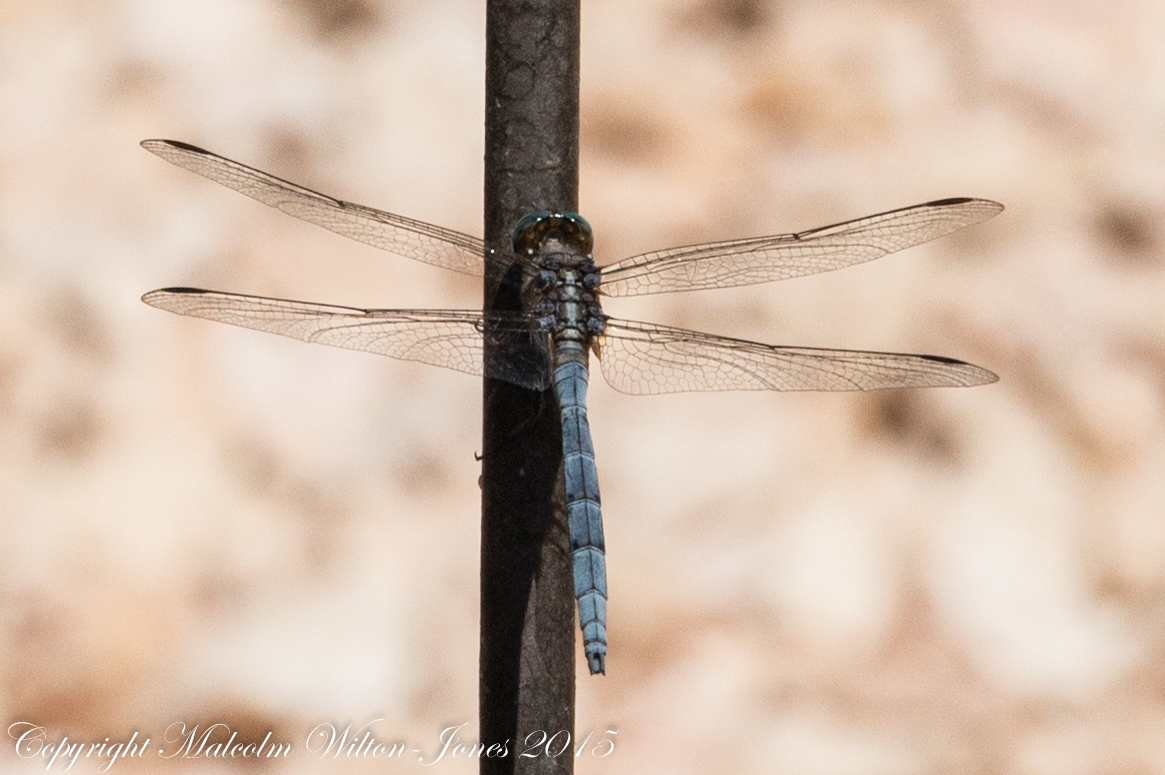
[512,211,594,258]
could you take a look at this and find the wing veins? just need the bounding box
[600,198,1003,297]
[597,317,997,394]
[142,139,489,276]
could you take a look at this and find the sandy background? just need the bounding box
[2,0,1165,772]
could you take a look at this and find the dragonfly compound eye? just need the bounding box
[512,211,594,255]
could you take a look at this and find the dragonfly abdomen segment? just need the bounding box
[553,356,608,675]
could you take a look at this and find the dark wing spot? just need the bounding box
[156,139,207,154]
[924,197,974,207]
[919,353,966,365]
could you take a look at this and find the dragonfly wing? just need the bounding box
[142,140,491,277]
[142,288,550,390]
[595,317,997,394]
[600,198,1003,297]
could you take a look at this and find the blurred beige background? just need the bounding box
[2,0,1164,772]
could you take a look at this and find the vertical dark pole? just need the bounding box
[480,2,579,774]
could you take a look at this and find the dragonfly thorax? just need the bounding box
[514,211,607,342]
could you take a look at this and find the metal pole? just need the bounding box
[480,2,580,774]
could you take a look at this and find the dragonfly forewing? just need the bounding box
[142,139,499,278]
[595,317,997,394]
[599,198,1003,297]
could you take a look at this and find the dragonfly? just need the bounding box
[141,138,1001,675]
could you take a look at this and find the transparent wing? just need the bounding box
[596,317,997,395]
[142,139,491,277]
[600,198,1003,297]
[142,288,550,390]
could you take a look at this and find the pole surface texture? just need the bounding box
[480,2,581,774]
